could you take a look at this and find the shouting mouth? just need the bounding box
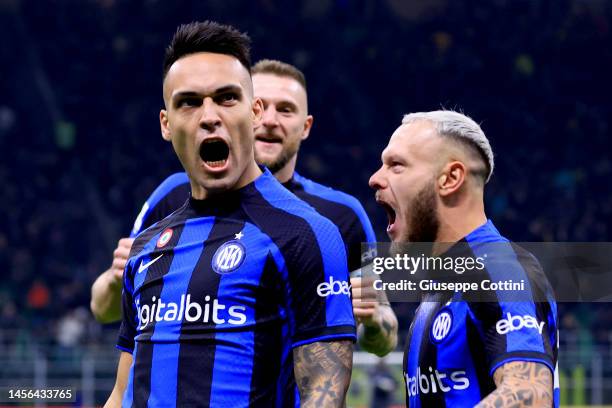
[199,138,230,171]
[376,198,397,236]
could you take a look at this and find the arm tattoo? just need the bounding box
[475,361,553,408]
[357,305,398,357]
[293,340,353,408]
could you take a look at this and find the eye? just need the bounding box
[216,92,239,105]
[389,161,405,173]
[277,104,295,114]
[177,97,202,108]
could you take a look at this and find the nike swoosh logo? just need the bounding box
[137,254,164,274]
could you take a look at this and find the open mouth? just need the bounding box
[199,139,229,168]
[379,201,397,232]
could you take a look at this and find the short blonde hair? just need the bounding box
[402,110,494,183]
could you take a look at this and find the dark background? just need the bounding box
[0,1,610,397]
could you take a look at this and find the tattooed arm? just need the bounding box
[351,276,398,357]
[475,361,553,408]
[293,340,353,408]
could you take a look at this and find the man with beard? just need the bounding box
[92,59,398,357]
[105,21,354,407]
[369,110,559,407]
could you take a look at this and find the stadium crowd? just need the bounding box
[1,0,611,361]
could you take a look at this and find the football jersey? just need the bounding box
[118,169,356,407]
[403,220,559,407]
[130,171,376,271]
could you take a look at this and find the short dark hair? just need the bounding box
[251,59,307,91]
[163,21,251,79]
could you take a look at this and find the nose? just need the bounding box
[369,167,387,190]
[261,105,279,128]
[199,97,222,132]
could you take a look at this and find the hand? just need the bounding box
[351,276,381,327]
[107,238,134,286]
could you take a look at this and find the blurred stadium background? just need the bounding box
[1,0,611,406]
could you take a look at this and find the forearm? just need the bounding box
[294,340,353,408]
[475,362,553,408]
[91,268,122,323]
[357,304,398,357]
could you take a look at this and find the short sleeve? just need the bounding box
[282,217,356,348]
[468,300,556,375]
[117,258,138,353]
[130,173,190,237]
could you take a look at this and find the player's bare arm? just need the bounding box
[351,276,398,357]
[104,352,133,408]
[293,340,353,408]
[475,361,553,408]
[90,237,134,323]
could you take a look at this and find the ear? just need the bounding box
[251,97,264,127]
[160,109,171,141]
[438,161,466,197]
[301,115,314,141]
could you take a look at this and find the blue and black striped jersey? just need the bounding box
[130,170,376,271]
[403,220,559,408]
[118,169,356,407]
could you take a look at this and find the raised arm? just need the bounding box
[351,276,398,356]
[90,238,134,323]
[293,340,353,408]
[475,361,553,407]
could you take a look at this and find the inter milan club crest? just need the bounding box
[212,240,246,274]
[430,309,453,343]
[157,228,173,248]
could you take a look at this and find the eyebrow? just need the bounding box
[171,85,243,103]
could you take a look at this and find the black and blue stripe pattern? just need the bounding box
[118,169,355,407]
[403,220,559,408]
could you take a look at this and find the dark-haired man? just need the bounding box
[93,59,398,357]
[370,110,559,407]
[105,21,354,407]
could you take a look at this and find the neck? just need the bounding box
[190,161,262,200]
[435,195,487,243]
[272,154,298,184]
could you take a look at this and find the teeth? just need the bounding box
[206,159,227,168]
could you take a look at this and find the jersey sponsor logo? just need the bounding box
[317,276,351,297]
[430,309,453,343]
[495,313,545,335]
[136,294,247,330]
[137,254,164,274]
[157,228,173,248]
[212,240,246,274]
[405,366,470,397]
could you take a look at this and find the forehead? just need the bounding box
[383,121,440,160]
[252,73,306,107]
[163,52,251,99]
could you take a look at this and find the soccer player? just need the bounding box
[92,60,398,356]
[369,110,559,407]
[105,21,354,407]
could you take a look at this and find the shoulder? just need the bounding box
[246,174,345,254]
[145,172,190,207]
[131,172,190,236]
[130,201,188,259]
[293,172,367,216]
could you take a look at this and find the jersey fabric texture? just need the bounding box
[130,171,376,271]
[118,169,355,407]
[402,220,559,408]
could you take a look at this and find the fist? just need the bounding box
[350,276,380,326]
[109,237,135,284]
